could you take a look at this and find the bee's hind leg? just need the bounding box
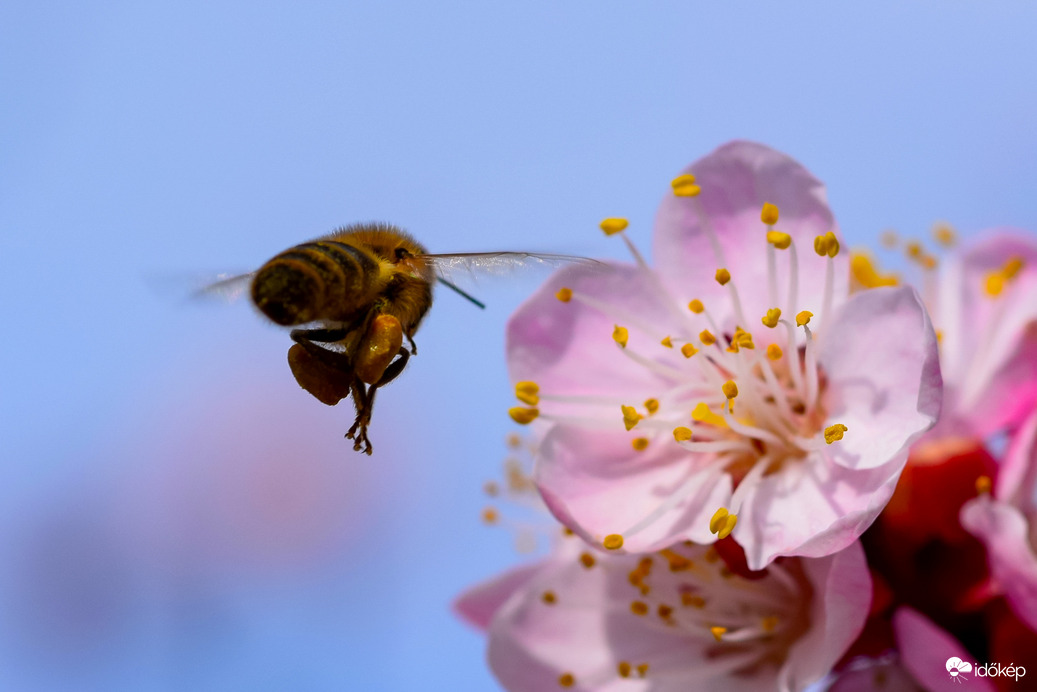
[345,348,410,456]
[290,327,353,371]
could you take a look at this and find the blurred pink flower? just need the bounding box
[924,230,1037,439]
[508,141,941,569]
[456,538,870,692]
[961,407,1037,633]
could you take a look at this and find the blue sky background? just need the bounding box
[2,2,1036,690]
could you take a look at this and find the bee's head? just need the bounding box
[251,262,323,326]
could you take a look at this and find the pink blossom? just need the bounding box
[507,141,942,570]
[923,230,1037,439]
[961,407,1037,633]
[456,539,870,691]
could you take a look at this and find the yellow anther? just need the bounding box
[761,202,779,225]
[621,405,643,431]
[671,174,701,197]
[824,423,848,444]
[631,437,649,452]
[660,335,673,348]
[509,407,539,425]
[617,661,632,678]
[762,308,782,328]
[558,673,575,688]
[541,590,557,604]
[936,330,943,344]
[506,433,522,448]
[709,507,730,534]
[762,615,779,632]
[681,343,698,358]
[579,552,596,569]
[715,268,731,285]
[600,217,629,236]
[699,329,716,345]
[603,533,624,550]
[673,426,693,442]
[976,475,992,495]
[515,381,540,406]
[612,324,629,348]
[725,341,740,354]
[658,604,674,619]
[636,663,649,678]
[733,326,754,349]
[562,526,575,536]
[718,513,737,539]
[644,398,660,415]
[880,229,899,248]
[932,223,957,247]
[682,593,706,608]
[481,507,498,524]
[824,231,840,257]
[796,310,813,326]
[814,234,830,257]
[722,380,738,399]
[660,548,693,571]
[905,241,923,259]
[555,287,573,302]
[766,230,792,249]
[766,343,783,360]
[921,254,938,270]
[483,481,499,496]
[688,299,705,314]
[630,601,649,616]
[850,253,899,289]
[710,626,728,642]
[1003,256,1025,279]
[692,402,727,427]
[985,272,1006,297]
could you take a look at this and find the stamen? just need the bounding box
[613,325,629,348]
[600,218,629,236]
[823,423,847,444]
[644,398,660,415]
[688,299,705,314]
[558,673,576,688]
[630,601,649,616]
[803,326,819,413]
[760,202,779,225]
[580,552,597,568]
[681,343,699,358]
[673,426,693,442]
[541,590,557,604]
[692,402,727,428]
[509,407,539,424]
[709,507,730,534]
[761,308,781,328]
[632,437,650,451]
[796,311,812,327]
[482,507,499,524]
[672,174,701,197]
[603,534,625,550]
[700,330,716,346]
[766,231,792,249]
[932,222,957,247]
[715,268,731,285]
[555,287,573,302]
[515,381,539,405]
[622,405,644,431]
[660,336,673,348]
[976,475,992,495]
[710,626,728,641]
[766,344,782,360]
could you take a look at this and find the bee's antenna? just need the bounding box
[437,276,486,309]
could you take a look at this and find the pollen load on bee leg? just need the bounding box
[287,343,354,406]
[356,314,405,385]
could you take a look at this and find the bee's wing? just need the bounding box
[191,271,257,303]
[418,252,602,280]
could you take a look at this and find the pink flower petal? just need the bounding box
[453,561,545,632]
[960,497,1037,633]
[654,140,847,330]
[892,607,996,692]
[819,285,942,471]
[535,426,732,553]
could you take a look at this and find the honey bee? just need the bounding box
[202,222,596,454]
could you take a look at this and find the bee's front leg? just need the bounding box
[345,347,410,456]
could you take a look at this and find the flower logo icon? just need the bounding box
[947,657,973,682]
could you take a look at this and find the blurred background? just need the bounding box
[2,2,1036,690]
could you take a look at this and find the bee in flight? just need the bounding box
[202,222,596,454]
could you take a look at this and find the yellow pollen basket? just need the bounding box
[699,329,716,346]
[760,202,779,225]
[824,423,848,444]
[555,286,573,302]
[688,299,705,314]
[612,324,629,348]
[671,173,701,197]
[681,343,698,358]
[514,381,540,406]
[762,307,782,328]
[715,268,731,285]
[621,405,643,431]
[796,310,813,326]
[509,407,539,425]
[767,343,783,360]
[673,426,693,442]
[600,217,629,236]
[767,230,792,249]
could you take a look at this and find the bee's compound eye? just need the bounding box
[252,262,323,326]
[394,246,410,261]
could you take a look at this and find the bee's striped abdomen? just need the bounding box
[251,240,381,326]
